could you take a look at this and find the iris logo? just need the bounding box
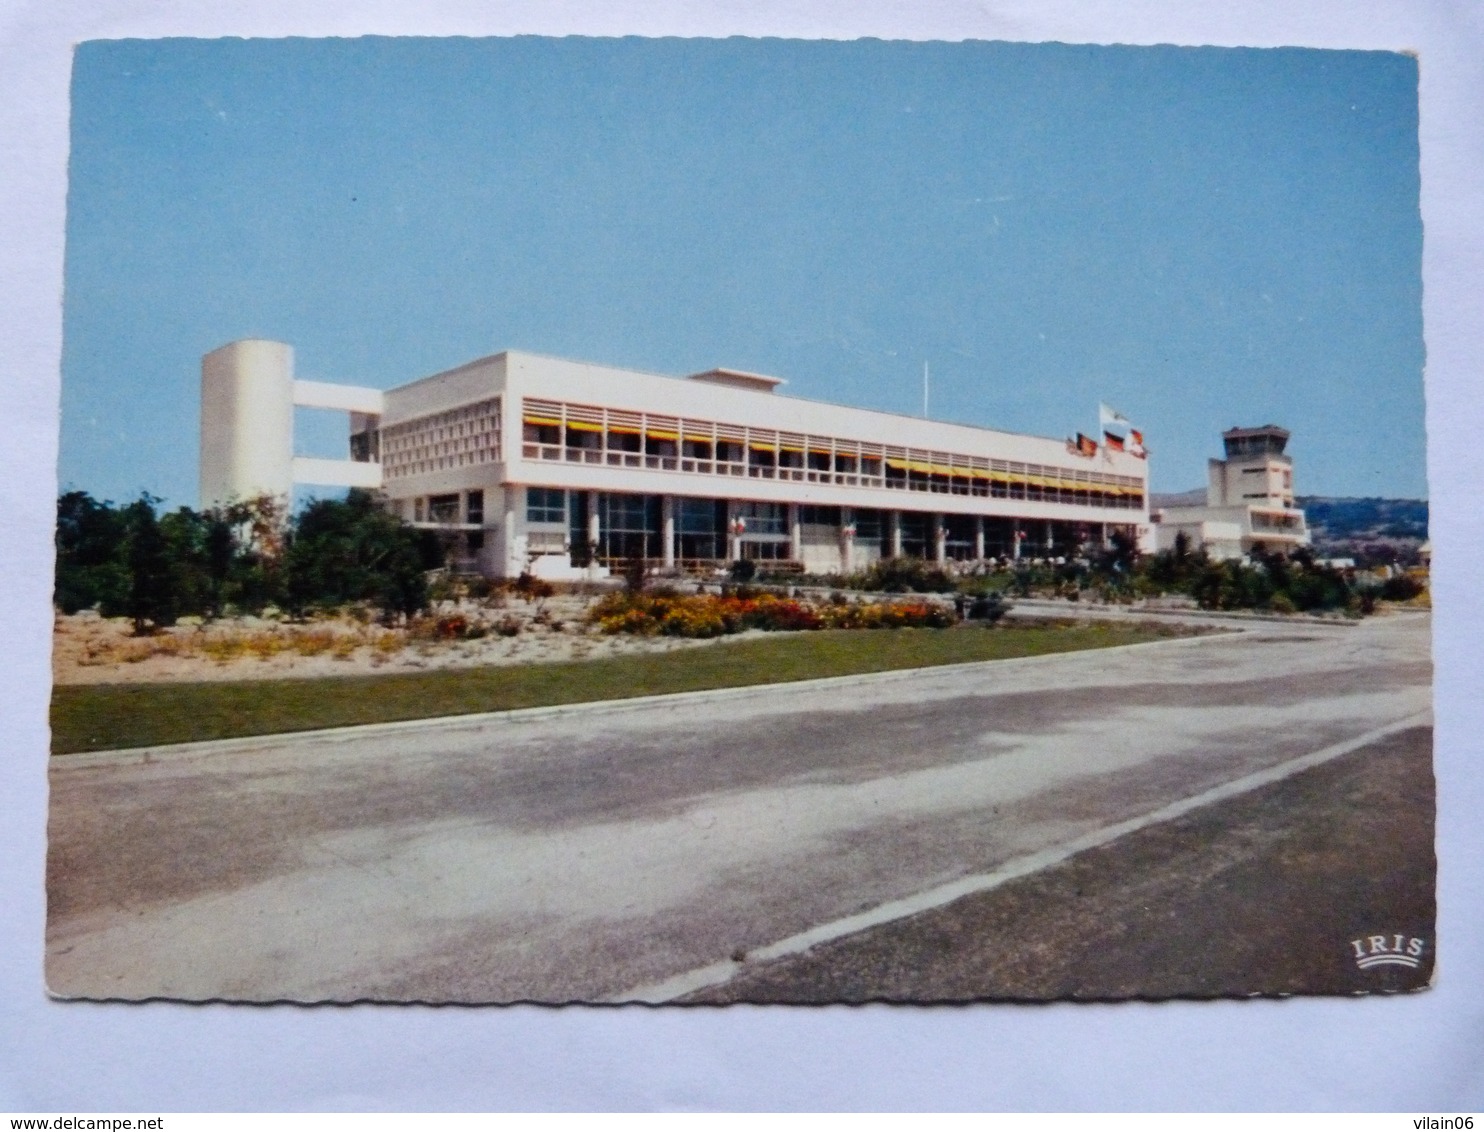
[1350,933,1426,970]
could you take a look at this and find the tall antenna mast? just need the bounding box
[922,361,929,418]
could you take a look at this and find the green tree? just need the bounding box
[123,496,179,634]
[219,494,290,613]
[1173,528,1191,566]
[280,490,442,619]
[158,505,215,619]
[54,491,130,614]
[1096,528,1139,577]
[203,512,236,617]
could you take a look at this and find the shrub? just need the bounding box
[861,557,954,594]
[967,593,1009,623]
[585,590,954,637]
[513,572,556,601]
[410,613,490,641]
[622,557,649,593]
[1380,573,1425,602]
[372,631,404,655]
[247,632,289,660]
[728,558,757,583]
[292,629,336,656]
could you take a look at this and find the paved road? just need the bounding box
[46,612,1431,1003]
[684,724,1436,1002]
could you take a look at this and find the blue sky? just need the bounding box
[59,36,1425,506]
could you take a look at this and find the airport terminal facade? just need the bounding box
[200,340,1151,579]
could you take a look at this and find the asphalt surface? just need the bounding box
[684,724,1436,1002]
[45,611,1432,1004]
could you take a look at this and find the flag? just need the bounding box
[1075,433,1098,457]
[1129,428,1148,459]
[1100,403,1131,428]
[1103,430,1126,452]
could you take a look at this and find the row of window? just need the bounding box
[1250,511,1306,532]
[520,397,1144,509]
[523,489,1119,563]
[400,490,484,526]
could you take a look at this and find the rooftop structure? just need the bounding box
[200,340,1151,579]
[1151,424,1309,560]
[1221,424,1290,459]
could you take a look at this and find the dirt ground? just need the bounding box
[685,724,1436,1002]
[50,595,730,686]
[52,591,1412,688]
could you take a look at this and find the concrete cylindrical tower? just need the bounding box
[199,339,295,508]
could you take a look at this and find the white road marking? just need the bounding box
[609,709,1433,1003]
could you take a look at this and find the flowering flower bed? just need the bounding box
[587,591,954,637]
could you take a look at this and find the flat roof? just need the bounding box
[489,349,1083,449]
[1222,425,1290,440]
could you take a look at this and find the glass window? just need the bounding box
[677,497,724,533]
[742,541,790,561]
[677,497,726,560]
[596,493,659,560]
[569,492,592,565]
[428,494,460,523]
[735,501,787,535]
[603,493,650,532]
[350,430,378,462]
[799,505,841,526]
[899,512,931,558]
[945,515,977,560]
[527,487,566,524]
[466,490,484,526]
[608,430,641,453]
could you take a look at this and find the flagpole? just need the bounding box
[923,361,929,418]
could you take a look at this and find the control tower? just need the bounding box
[1151,424,1309,559]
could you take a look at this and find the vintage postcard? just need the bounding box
[46,35,1431,1004]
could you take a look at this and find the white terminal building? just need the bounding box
[200,339,1152,580]
[1151,425,1310,560]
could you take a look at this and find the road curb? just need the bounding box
[1007,599,1363,627]
[53,628,1242,769]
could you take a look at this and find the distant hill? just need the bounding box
[1149,490,1206,509]
[1298,496,1428,542]
[1151,492,1428,566]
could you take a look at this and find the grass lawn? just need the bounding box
[52,622,1193,754]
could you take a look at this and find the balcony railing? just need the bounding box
[520,441,1143,510]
